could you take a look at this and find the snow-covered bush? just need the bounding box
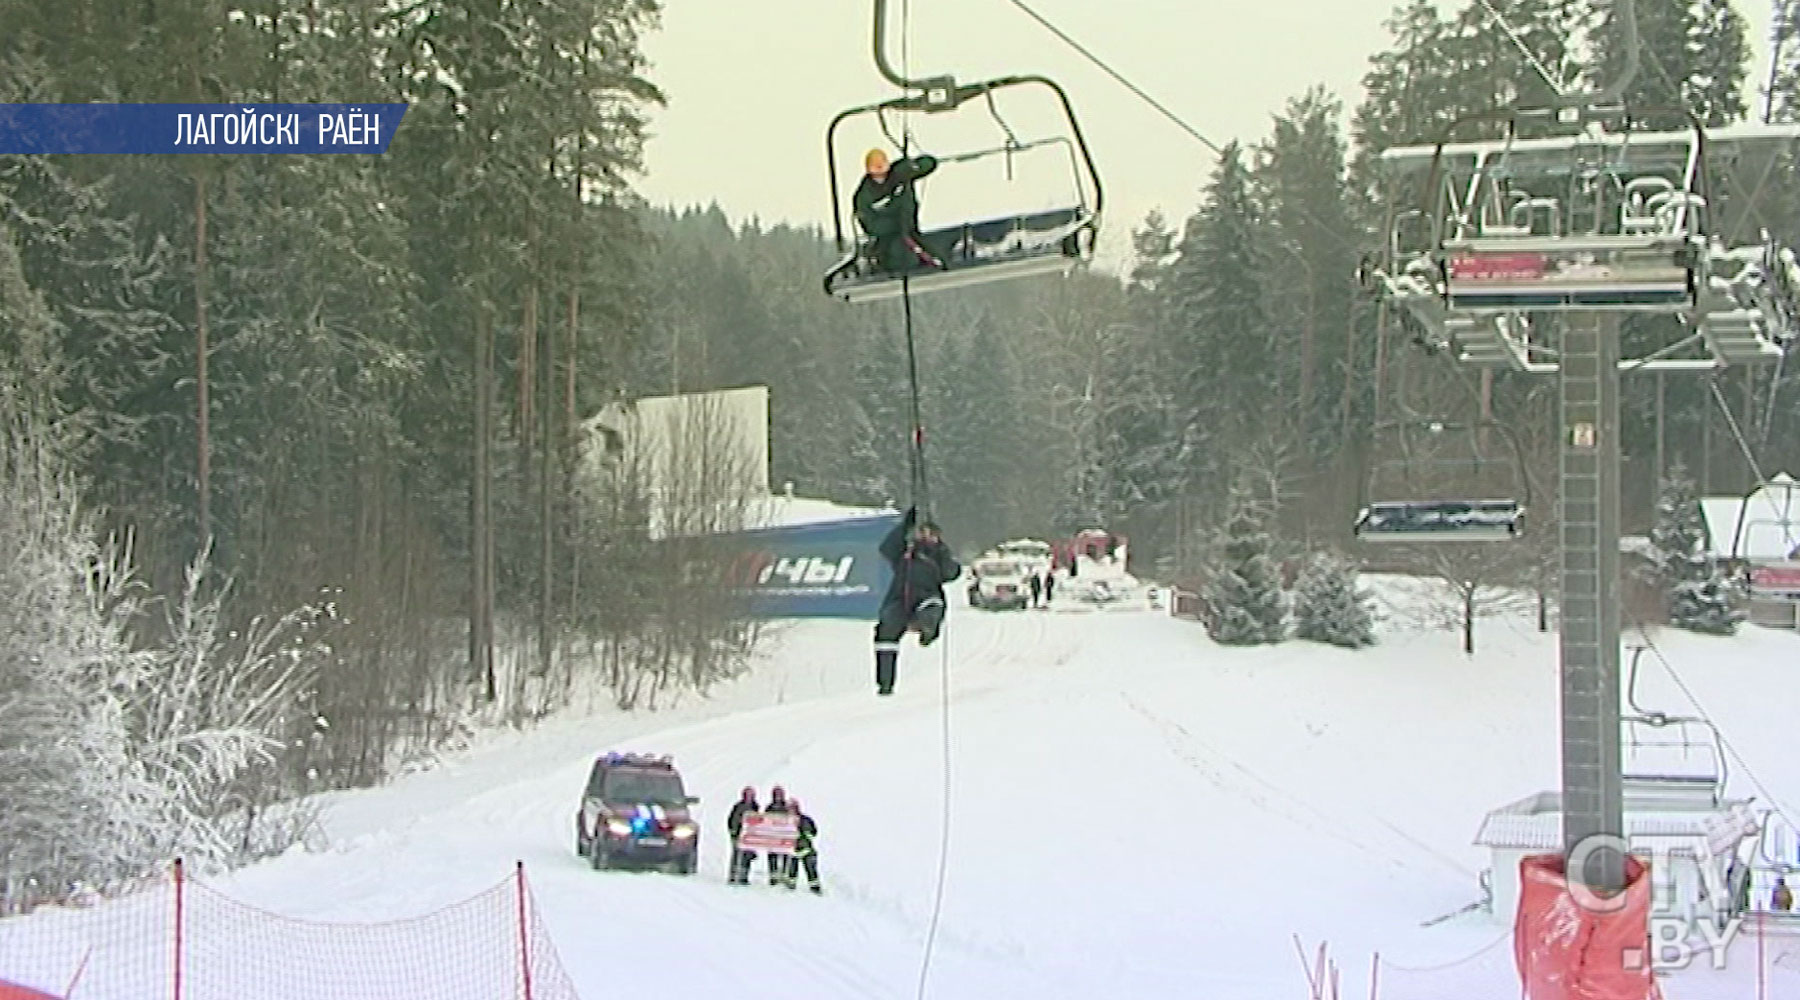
[0,225,324,909]
[1292,552,1376,648]
[1650,464,1743,635]
[1206,498,1287,645]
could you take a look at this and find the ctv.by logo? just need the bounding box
[757,556,854,586]
[1566,834,1744,972]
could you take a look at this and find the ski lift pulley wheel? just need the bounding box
[822,74,1104,303]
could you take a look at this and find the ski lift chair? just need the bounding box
[823,76,1103,304]
[1352,419,1528,543]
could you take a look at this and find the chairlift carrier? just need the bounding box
[1400,108,1711,315]
[822,22,1104,306]
[1366,109,1800,375]
[1352,417,1529,543]
[1349,107,1800,541]
[1619,646,1729,806]
[1729,475,1800,563]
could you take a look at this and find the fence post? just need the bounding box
[171,858,185,1000]
[515,861,534,1000]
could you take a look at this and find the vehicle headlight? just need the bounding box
[606,819,632,836]
[672,823,696,839]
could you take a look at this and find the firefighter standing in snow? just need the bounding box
[874,506,960,695]
[726,786,759,885]
[762,786,794,886]
[854,148,944,272]
[785,798,822,894]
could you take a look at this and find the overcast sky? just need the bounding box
[634,0,1775,270]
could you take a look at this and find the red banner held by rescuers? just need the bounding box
[0,978,64,1000]
[735,811,798,853]
[1515,853,1663,1000]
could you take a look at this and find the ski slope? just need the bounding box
[11,577,1800,998]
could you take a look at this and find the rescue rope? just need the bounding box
[895,10,950,996]
[915,631,953,1000]
[896,273,951,1000]
[900,274,930,517]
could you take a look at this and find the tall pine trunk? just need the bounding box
[538,279,554,685]
[194,172,212,549]
[563,114,583,672]
[563,281,580,697]
[472,306,495,701]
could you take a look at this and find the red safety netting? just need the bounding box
[0,979,64,1000]
[0,861,579,1000]
[1371,930,1523,1000]
[1515,852,1663,1000]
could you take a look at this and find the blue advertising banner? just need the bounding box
[720,514,902,619]
[0,104,408,154]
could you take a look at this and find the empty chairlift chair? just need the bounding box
[1620,713,1727,808]
[1352,418,1528,543]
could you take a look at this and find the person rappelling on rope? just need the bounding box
[854,147,946,273]
[873,505,959,696]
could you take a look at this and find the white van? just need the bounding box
[967,556,1032,610]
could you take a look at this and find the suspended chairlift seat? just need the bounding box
[822,75,1103,304]
[1353,499,1525,542]
[1351,419,1529,543]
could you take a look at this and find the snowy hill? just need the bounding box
[6,578,1800,999]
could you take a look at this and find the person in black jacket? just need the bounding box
[873,506,961,695]
[854,147,945,273]
[786,798,822,894]
[762,785,793,886]
[726,786,759,885]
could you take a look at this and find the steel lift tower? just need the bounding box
[1358,6,1800,899]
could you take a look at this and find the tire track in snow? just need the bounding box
[1119,691,1466,880]
[655,874,905,1000]
[538,604,1072,995]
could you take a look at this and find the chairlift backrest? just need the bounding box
[1509,197,1560,236]
[1360,418,1530,511]
[824,74,1103,258]
[1621,179,1673,234]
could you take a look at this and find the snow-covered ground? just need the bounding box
[5,575,1800,999]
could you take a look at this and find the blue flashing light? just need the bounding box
[601,751,675,767]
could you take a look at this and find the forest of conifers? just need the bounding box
[4,0,1800,903]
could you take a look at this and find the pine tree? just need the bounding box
[1254,87,1364,462]
[1128,210,1177,293]
[1159,143,1277,516]
[1589,0,1748,129]
[1351,0,1583,191]
[1207,494,1288,645]
[1768,0,1800,121]
[1651,463,1744,634]
[1293,551,1377,648]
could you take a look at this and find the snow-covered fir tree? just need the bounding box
[1650,463,1744,634]
[1207,496,1287,645]
[1292,551,1376,648]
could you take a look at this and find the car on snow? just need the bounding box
[574,752,700,873]
[967,556,1032,610]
